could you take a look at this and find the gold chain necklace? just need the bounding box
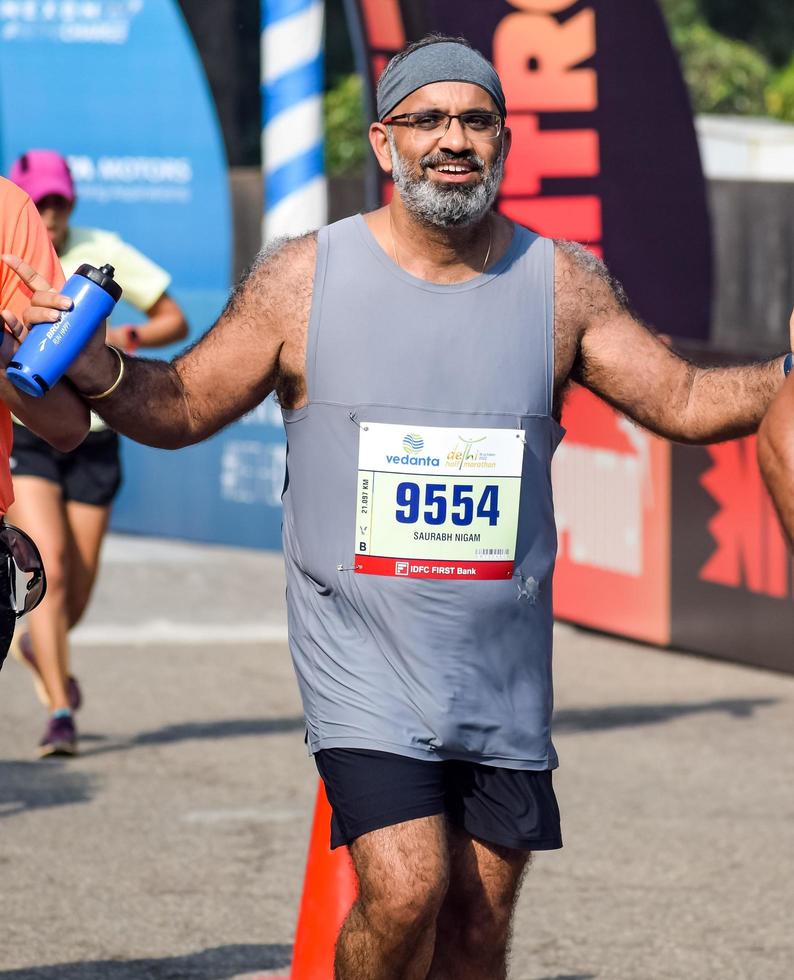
[390,214,493,276]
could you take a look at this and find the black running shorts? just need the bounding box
[10,425,122,507]
[314,747,562,852]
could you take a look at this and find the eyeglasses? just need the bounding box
[382,111,503,140]
[1,522,47,618]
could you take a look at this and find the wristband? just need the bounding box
[85,346,125,400]
[784,353,793,378]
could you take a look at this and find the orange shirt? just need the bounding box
[0,176,65,515]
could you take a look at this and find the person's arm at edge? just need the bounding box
[33,233,315,449]
[758,360,794,548]
[0,312,88,452]
[1,197,89,451]
[556,241,789,444]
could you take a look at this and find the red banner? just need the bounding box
[552,386,671,645]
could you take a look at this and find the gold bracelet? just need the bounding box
[85,346,125,401]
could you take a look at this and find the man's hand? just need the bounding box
[1,254,119,395]
[1,254,73,327]
[0,255,61,366]
[0,309,24,368]
[1,254,68,369]
[0,256,91,450]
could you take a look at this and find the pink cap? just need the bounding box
[9,149,75,204]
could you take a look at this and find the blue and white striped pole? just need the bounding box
[261,0,327,242]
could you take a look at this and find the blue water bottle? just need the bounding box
[6,263,122,398]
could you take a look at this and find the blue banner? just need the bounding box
[0,0,286,549]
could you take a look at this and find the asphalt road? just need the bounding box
[2,534,793,979]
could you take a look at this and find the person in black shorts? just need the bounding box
[316,749,562,853]
[0,175,88,682]
[7,150,188,756]
[12,426,121,510]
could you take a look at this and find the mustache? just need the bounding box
[419,151,485,172]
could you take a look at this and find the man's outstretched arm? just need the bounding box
[5,234,316,449]
[758,367,794,547]
[556,242,790,445]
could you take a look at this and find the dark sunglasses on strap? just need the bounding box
[0,522,47,617]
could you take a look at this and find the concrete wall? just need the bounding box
[696,115,794,183]
[708,180,794,355]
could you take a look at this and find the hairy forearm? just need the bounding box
[61,235,313,450]
[679,357,786,444]
[70,347,195,449]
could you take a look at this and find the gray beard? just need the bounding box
[388,132,504,229]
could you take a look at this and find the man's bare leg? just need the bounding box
[427,823,530,980]
[335,815,449,980]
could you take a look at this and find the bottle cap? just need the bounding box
[74,263,123,302]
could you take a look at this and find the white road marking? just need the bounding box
[71,621,288,646]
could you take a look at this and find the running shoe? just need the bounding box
[38,713,77,758]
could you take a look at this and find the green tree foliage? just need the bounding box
[674,21,771,115]
[767,59,794,122]
[660,0,794,122]
[324,73,368,176]
[660,0,702,33]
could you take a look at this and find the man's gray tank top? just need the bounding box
[281,214,563,770]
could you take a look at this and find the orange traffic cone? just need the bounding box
[271,779,358,979]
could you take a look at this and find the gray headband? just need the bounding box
[377,41,506,121]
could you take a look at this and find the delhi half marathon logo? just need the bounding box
[403,433,424,454]
[447,435,496,470]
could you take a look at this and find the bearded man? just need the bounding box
[7,34,794,980]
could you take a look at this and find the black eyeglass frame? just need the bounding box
[382,111,504,140]
[0,522,47,618]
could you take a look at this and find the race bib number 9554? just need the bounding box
[354,422,524,580]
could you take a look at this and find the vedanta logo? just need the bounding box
[388,432,439,465]
[386,453,441,467]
